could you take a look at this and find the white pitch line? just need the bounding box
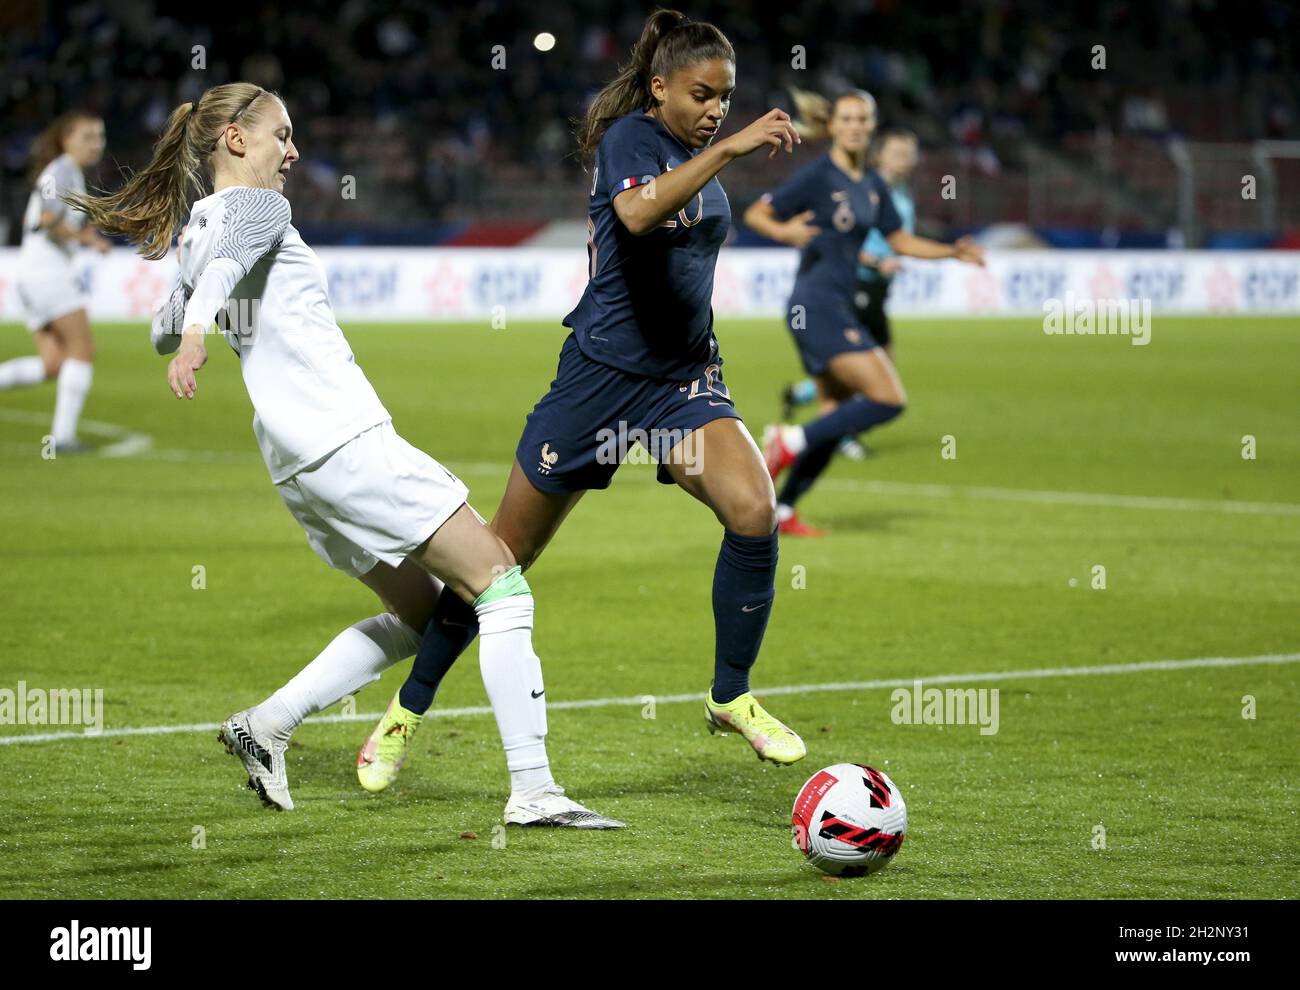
[130,447,259,463]
[428,463,1300,517]
[2,650,1295,747]
[817,477,1300,517]
[0,408,151,458]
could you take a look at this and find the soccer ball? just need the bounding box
[791,763,907,876]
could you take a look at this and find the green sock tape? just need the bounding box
[473,565,531,607]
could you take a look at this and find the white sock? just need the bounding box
[250,613,420,742]
[0,356,46,391]
[475,592,554,797]
[52,358,93,444]
[776,503,795,523]
[784,424,807,456]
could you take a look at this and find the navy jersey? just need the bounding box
[765,155,902,302]
[565,111,731,380]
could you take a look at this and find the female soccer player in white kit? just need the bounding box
[73,82,620,827]
[0,112,111,452]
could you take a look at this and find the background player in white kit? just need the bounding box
[0,112,111,453]
[72,82,621,828]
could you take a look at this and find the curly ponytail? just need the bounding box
[576,8,734,165]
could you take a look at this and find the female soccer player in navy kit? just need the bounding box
[744,89,985,536]
[358,9,810,786]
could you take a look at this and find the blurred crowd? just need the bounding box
[2,0,1296,237]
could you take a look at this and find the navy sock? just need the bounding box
[711,528,778,705]
[802,395,903,450]
[777,436,839,509]
[398,588,479,714]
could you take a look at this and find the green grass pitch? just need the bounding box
[0,314,1296,899]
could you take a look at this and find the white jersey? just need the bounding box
[154,186,391,483]
[19,153,86,271]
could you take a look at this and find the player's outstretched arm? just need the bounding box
[614,109,800,235]
[165,188,292,398]
[151,272,190,355]
[164,256,242,399]
[887,229,986,266]
[743,198,820,248]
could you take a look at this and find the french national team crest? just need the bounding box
[538,442,559,474]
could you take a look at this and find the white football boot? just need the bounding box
[504,784,625,829]
[218,709,293,811]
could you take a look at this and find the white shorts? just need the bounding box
[276,422,470,578]
[16,265,86,332]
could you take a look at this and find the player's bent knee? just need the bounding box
[863,385,905,409]
[724,493,778,537]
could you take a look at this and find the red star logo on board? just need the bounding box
[965,265,1001,311]
[423,259,467,314]
[124,262,165,316]
[1205,263,1238,312]
[1088,263,1123,302]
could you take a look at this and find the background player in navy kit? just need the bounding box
[776,126,921,461]
[744,89,985,536]
[356,9,812,784]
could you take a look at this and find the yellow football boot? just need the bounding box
[356,692,423,792]
[704,688,807,765]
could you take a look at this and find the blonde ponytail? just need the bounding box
[69,82,275,260]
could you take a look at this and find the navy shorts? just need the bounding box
[787,290,880,376]
[516,332,741,494]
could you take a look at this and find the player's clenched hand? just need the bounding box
[720,109,800,160]
[782,210,821,248]
[168,329,208,399]
[953,235,986,267]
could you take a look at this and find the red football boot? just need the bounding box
[762,424,799,480]
[778,513,827,538]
